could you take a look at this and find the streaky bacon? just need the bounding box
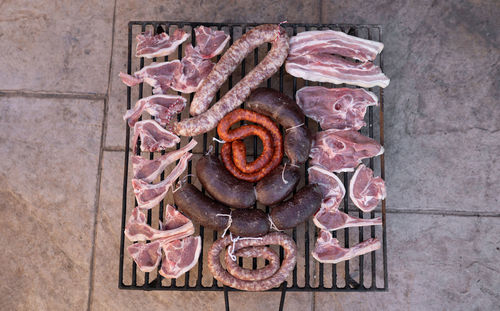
[132,140,197,183]
[289,29,384,62]
[286,53,390,88]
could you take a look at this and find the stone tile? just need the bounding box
[0,96,103,309]
[0,1,114,94]
[105,0,320,149]
[321,0,500,213]
[315,213,500,310]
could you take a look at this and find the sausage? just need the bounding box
[225,246,280,281]
[270,184,323,230]
[229,209,269,237]
[173,183,231,231]
[208,232,297,291]
[284,126,312,164]
[218,109,283,182]
[174,25,289,136]
[246,87,312,164]
[255,165,301,206]
[226,126,273,174]
[195,155,255,208]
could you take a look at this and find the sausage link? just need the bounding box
[174,25,289,136]
[218,109,283,182]
[227,126,273,174]
[225,246,280,281]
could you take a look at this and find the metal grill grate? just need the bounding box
[119,22,388,299]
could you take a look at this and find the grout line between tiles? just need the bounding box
[318,0,324,24]
[312,292,316,311]
[0,89,106,100]
[86,0,117,310]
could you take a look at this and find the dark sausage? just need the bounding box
[255,165,301,206]
[173,183,231,231]
[270,184,322,230]
[196,155,256,208]
[229,209,269,237]
[246,88,312,164]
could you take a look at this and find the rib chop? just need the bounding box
[132,152,191,209]
[132,139,197,183]
[312,230,381,264]
[127,240,162,272]
[123,94,187,127]
[135,29,190,59]
[131,120,180,153]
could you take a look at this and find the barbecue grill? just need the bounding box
[119,21,388,311]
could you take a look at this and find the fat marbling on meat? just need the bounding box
[309,129,383,173]
[312,230,381,264]
[350,164,386,212]
[296,86,378,131]
[135,29,190,58]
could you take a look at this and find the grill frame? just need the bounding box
[118,21,388,294]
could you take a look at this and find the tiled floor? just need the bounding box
[1,1,498,310]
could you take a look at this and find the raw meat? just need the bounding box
[119,61,182,94]
[296,86,378,131]
[136,29,189,58]
[289,30,384,62]
[314,208,382,231]
[308,165,345,210]
[124,205,194,242]
[286,53,390,88]
[312,230,381,264]
[132,139,197,183]
[127,240,162,272]
[123,94,187,127]
[132,152,191,209]
[131,120,180,153]
[170,45,215,93]
[350,164,386,212]
[309,130,383,173]
[194,26,230,59]
[159,236,201,278]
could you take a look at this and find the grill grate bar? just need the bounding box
[119,21,387,292]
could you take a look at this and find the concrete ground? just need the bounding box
[0,0,498,310]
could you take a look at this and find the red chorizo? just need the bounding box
[228,127,273,174]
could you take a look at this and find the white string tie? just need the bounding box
[216,212,232,238]
[172,174,194,193]
[285,123,304,132]
[212,137,225,144]
[227,233,264,261]
[281,163,289,184]
[268,214,283,232]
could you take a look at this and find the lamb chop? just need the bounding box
[350,164,386,212]
[119,61,182,94]
[124,205,194,242]
[127,240,163,272]
[135,29,190,59]
[194,26,230,59]
[160,236,201,278]
[309,130,383,173]
[170,45,215,93]
[123,94,187,127]
[131,120,180,153]
[312,230,381,264]
[132,139,197,183]
[132,152,191,209]
[296,86,378,131]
